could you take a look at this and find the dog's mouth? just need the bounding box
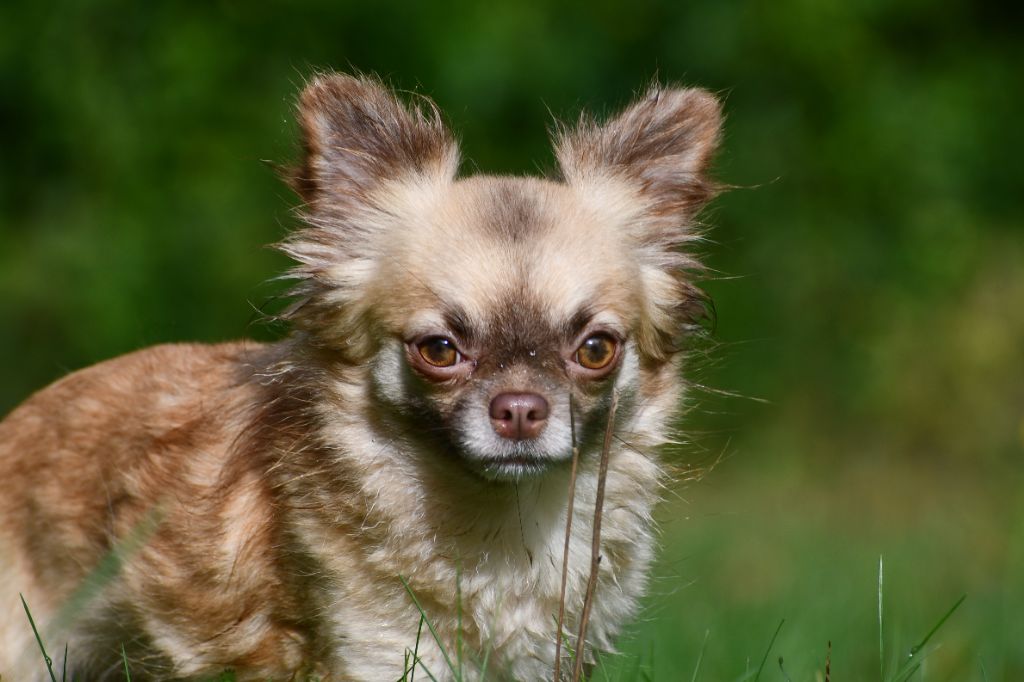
[474,453,559,482]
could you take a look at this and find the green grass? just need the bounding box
[592,460,1023,681]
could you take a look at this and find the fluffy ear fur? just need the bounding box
[279,75,459,356]
[290,73,460,208]
[554,85,723,360]
[554,84,722,225]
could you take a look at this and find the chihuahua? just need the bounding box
[0,73,721,680]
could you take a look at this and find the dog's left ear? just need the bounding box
[555,85,723,360]
[554,84,722,227]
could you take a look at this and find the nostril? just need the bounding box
[489,395,514,422]
[525,402,549,423]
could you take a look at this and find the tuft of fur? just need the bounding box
[0,73,722,681]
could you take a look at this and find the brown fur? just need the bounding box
[0,74,722,680]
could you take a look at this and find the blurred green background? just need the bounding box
[1,0,1021,678]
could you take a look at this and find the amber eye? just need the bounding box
[575,334,617,370]
[417,337,460,367]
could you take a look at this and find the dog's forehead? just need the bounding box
[391,175,641,331]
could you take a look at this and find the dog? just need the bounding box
[0,73,721,680]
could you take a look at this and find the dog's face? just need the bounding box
[368,175,645,480]
[282,75,721,481]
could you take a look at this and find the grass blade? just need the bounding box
[399,616,436,682]
[554,393,581,682]
[479,632,493,682]
[890,594,966,682]
[20,594,57,682]
[572,390,619,681]
[690,629,709,682]
[753,614,782,679]
[411,614,423,682]
[400,576,459,680]
[879,555,885,681]
[909,594,965,656]
[405,653,440,682]
[121,644,132,681]
[53,507,163,631]
[455,563,464,680]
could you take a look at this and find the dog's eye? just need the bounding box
[575,334,617,370]
[418,337,460,367]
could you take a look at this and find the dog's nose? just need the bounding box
[489,392,550,440]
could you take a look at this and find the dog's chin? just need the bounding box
[457,439,572,483]
[471,453,564,482]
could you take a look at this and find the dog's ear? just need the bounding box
[291,73,459,208]
[280,75,459,356]
[554,84,722,227]
[555,85,723,361]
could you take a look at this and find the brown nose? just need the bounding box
[489,392,550,440]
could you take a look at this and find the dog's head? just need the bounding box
[281,74,721,481]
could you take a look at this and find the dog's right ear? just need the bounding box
[290,73,460,210]
[279,75,459,357]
